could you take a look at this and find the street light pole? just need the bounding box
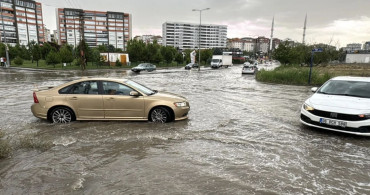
[192,8,210,71]
[0,3,10,67]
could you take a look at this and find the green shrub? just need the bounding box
[256,66,334,85]
[115,59,122,67]
[13,56,24,65]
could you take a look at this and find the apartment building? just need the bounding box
[0,0,44,46]
[227,37,281,53]
[44,25,50,42]
[256,36,270,54]
[135,35,163,45]
[56,8,131,50]
[162,22,227,50]
[363,42,370,50]
[342,43,362,53]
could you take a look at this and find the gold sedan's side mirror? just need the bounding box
[130,91,140,96]
[311,87,318,93]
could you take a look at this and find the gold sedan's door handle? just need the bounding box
[70,97,78,100]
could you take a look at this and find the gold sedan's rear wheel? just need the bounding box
[51,107,73,123]
[150,107,170,123]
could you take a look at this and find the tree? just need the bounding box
[107,45,115,52]
[213,48,223,55]
[90,48,101,66]
[183,49,193,64]
[152,51,163,64]
[28,40,36,62]
[175,52,184,64]
[160,46,176,64]
[97,45,108,52]
[0,43,6,58]
[20,45,31,60]
[46,50,61,68]
[77,40,88,70]
[127,39,146,62]
[41,43,55,60]
[32,44,41,67]
[59,44,74,65]
[273,41,292,64]
[201,49,213,65]
[13,56,23,65]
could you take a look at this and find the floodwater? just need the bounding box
[0,66,369,194]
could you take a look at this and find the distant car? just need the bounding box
[243,62,251,65]
[242,65,258,74]
[131,63,156,73]
[31,78,190,123]
[185,63,199,70]
[300,76,370,136]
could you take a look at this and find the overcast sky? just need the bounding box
[38,0,370,47]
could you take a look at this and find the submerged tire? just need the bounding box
[150,107,171,123]
[50,107,74,123]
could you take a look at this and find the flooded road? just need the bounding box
[0,66,369,194]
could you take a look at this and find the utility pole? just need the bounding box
[192,8,210,71]
[269,16,274,59]
[302,14,307,45]
[1,3,10,67]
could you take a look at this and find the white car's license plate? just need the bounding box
[320,118,347,128]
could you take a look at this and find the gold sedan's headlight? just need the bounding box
[303,103,315,111]
[174,102,187,107]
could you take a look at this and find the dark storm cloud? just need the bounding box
[39,0,370,46]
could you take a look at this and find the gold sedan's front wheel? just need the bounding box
[150,107,171,123]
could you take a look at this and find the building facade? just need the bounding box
[44,25,50,42]
[342,43,362,53]
[56,8,131,50]
[256,36,270,54]
[0,0,44,46]
[363,42,370,50]
[162,22,227,50]
[227,37,281,54]
[346,53,370,63]
[135,35,163,45]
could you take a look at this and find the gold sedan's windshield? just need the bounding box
[126,80,156,95]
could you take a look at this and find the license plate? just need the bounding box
[320,118,347,128]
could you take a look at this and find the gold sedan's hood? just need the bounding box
[150,91,187,101]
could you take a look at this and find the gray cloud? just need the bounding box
[38,0,370,47]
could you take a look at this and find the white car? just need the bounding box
[242,65,258,74]
[300,76,370,136]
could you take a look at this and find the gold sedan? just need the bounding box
[31,78,190,123]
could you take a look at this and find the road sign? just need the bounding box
[312,48,323,52]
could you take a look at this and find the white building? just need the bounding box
[44,26,51,42]
[346,53,370,63]
[162,22,227,50]
[135,35,163,45]
[343,43,362,52]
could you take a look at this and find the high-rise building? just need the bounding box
[56,8,131,50]
[256,36,270,54]
[0,0,44,46]
[162,22,227,50]
[44,25,50,42]
[363,42,370,50]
